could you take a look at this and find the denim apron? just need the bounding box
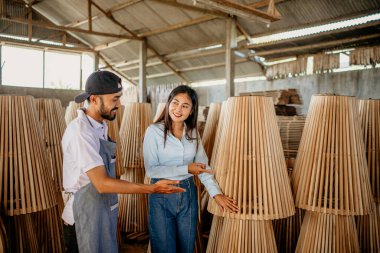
[73,126,119,253]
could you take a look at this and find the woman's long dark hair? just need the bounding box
[155,85,199,148]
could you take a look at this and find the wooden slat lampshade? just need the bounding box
[207,217,278,253]
[153,102,166,122]
[201,103,222,161]
[116,105,125,128]
[119,103,152,170]
[359,99,380,203]
[207,96,295,220]
[118,171,148,233]
[295,211,360,253]
[293,95,373,215]
[0,96,57,216]
[64,101,83,125]
[0,216,7,253]
[106,118,124,177]
[356,203,380,253]
[35,99,66,192]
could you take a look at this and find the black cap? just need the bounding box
[74,70,123,103]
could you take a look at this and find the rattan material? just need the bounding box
[295,211,360,253]
[0,95,56,216]
[356,202,380,253]
[201,103,222,161]
[207,96,295,220]
[359,99,380,203]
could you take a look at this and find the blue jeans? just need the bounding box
[149,177,198,253]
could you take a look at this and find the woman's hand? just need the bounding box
[213,194,239,213]
[188,163,214,176]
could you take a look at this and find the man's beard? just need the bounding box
[99,98,117,121]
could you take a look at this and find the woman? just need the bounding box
[143,85,238,253]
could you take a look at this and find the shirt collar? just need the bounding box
[77,109,106,130]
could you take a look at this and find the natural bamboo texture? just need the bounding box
[313,53,340,73]
[106,118,124,177]
[206,216,224,253]
[350,46,380,67]
[266,57,307,79]
[5,205,64,253]
[207,217,278,253]
[118,171,148,233]
[0,96,57,216]
[240,89,301,105]
[35,99,66,192]
[356,203,380,253]
[201,103,222,160]
[153,102,166,122]
[116,105,125,128]
[359,99,380,203]
[277,116,306,159]
[293,95,373,215]
[64,101,84,125]
[207,96,295,220]
[295,211,360,253]
[119,103,152,169]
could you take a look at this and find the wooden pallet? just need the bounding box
[207,96,295,220]
[0,96,57,216]
[293,95,373,215]
[296,211,360,253]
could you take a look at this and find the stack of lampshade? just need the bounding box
[293,95,373,253]
[355,99,380,253]
[206,96,295,252]
[0,95,63,252]
[118,103,152,234]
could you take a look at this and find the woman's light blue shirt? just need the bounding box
[143,123,222,198]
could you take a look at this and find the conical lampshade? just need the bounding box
[0,96,56,216]
[201,103,222,161]
[359,99,380,203]
[64,101,83,125]
[293,95,373,215]
[295,211,360,253]
[35,99,66,192]
[206,216,224,253]
[118,171,148,233]
[208,96,295,220]
[208,217,277,253]
[356,203,380,253]
[116,105,125,128]
[153,102,166,122]
[119,103,152,170]
[106,119,124,177]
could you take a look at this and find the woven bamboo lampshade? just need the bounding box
[106,118,124,177]
[0,96,57,216]
[207,217,277,253]
[118,171,148,233]
[359,99,380,203]
[295,211,360,253]
[293,95,373,215]
[116,105,125,128]
[207,96,295,220]
[64,101,84,125]
[35,99,66,191]
[119,103,152,170]
[356,203,380,253]
[153,102,166,122]
[201,103,222,160]
[5,205,63,253]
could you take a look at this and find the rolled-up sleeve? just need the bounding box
[195,141,222,198]
[143,126,189,178]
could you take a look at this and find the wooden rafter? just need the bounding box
[98,53,138,86]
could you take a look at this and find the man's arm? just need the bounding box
[86,166,185,194]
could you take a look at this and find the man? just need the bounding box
[61,70,184,253]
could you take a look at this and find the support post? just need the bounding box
[138,38,147,102]
[225,18,237,98]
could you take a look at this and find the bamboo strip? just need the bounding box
[64,101,84,125]
[359,99,380,203]
[207,217,278,253]
[201,103,222,161]
[106,118,124,177]
[293,95,373,215]
[295,211,360,253]
[153,102,166,123]
[207,96,295,220]
[0,215,7,253]
[277,116,305,159]
[116,105,125,128]
[0,95,56,216]
[356,202,380,253]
